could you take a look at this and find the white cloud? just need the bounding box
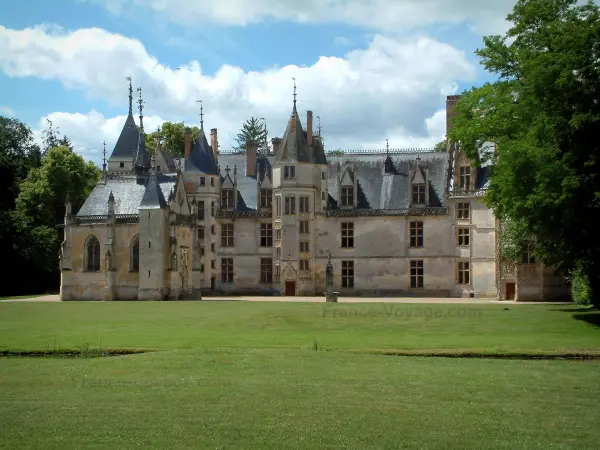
[86,0,516,35]
[0,105,16,117]
[0,24,475,164]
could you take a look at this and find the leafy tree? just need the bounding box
[327,150,345,155]
[234,117,268,152]
[42,119,61,155]
[144,122,200,157]
[58,135,74,151]
[448,0,600,306]
[434,140,447,152]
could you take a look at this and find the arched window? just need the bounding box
[131,235,139,272]
[171,252,177,271]
[85,235,100,272]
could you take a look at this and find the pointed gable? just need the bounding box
[340,167,354,186]
[140,172,167,209]
[185,129,219,175]
[275,111,312,163]
[154,141,176,173]
[412,168,426,184]
[109,113,139,159]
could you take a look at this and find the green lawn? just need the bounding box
[1,302,600,449]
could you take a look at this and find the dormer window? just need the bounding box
[412,184,425,204]
[200,177,206,186]
[341,186,354,207]
[459,166,471,190]
[221,188,234,208]
[284,166,295,179]
[260,189,272,209]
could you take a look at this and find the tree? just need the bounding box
[434,140,447,152]
[144,122,200,157]
[448,0,600,306]
[58,135,74,151]
[234,117,268,152]
[42,119,60,155]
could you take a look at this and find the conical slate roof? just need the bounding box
[135,132,150,171]
[274,108,312,163]
[184,129,219,175]
[109,113,139,159]
[139,172,167,209]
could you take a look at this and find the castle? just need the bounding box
[59,82,570,301]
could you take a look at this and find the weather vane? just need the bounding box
[137,86,144,130]
[197,100,204,129]
[126,76,133,115]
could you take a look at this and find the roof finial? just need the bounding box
[197,100,204,130]
[292,77,297,115]
[317,115,322,136]
[137,86,144,132]
[102,140,107,178]
[386,139,390,157]
[126,76,133,116]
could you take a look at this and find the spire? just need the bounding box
[127,76,133,116]
[197,99,204,130]
[102,140,107,179]
[317,115,322,136]
[386,139,390,157]
[292,77,297,115]
[137,86,144,132]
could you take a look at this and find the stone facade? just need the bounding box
[59,89,570,301]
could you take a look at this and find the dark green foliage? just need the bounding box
[0,115,100,296]
[328,150,345,155]
[449,0,600,307]
[234,117,268,152]
[145,121,200,157]
[571,265,591,305]
[434,140,447,152]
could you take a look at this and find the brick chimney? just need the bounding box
[446,95,461,134]
[184,127,192,158]
[246,139,258,177]
[306,111,313,146]
[271,137,282,155]
[210,128,219,161]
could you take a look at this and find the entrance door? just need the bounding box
[211,276,215,291]
[505,282,515,300]
[285,281,296,296]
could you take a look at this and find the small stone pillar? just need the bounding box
[325,251,337,302]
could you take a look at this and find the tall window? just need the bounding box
[341,187,353,206]
[131,235,139,272]
[221,188,234,208]
[409,221,424,248]
[260,223,273,247]
[85,235,100,272]
[299,259,310,271]
[200,177,206,186]
[198,201,205,220]
[457,202,470,219]
[459,166,471,190]
[210,177,214,186]
[260,258,273,283]
[457,261,470,285]
[457,227,470,247]
[260,189,272,209]
[522,247,536,264]
[221,224,234,247]
[412,184,425,204]
[285,196,296,214]
[342,260,354,288]
[211,201,216,216]
[410,260,423,289]
[299,241,309,253]
[299,196,309,213]
[284,166,295,179]
[341,222,354,248]
[198,227,205,240]
[221,258,233,283]
[299,220,309,234]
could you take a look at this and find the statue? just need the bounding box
[180,248,188,273]
[104,250,112,272]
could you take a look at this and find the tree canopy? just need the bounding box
[234,117,269,152]
[145,122,201,157]
[448,0,600,306]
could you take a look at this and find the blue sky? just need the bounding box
[0,0,513,164]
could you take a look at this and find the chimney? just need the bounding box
[246,139,258,177]
[184,127,191,158]
[307,111,313,146]
[210,128,219,161]
[271,137,282,155]
[446,95,461,134]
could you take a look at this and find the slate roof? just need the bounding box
[77,174,175,216]
[135,132,150,170]
[184,129,219,175]
[109,113,139,159]
[274,110,312,163]
[216,151,449,211]
[140,173,167,209]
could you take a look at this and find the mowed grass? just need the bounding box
[0,301,599,353]
[1,302,600,449]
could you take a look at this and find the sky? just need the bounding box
[0,0,518,165]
